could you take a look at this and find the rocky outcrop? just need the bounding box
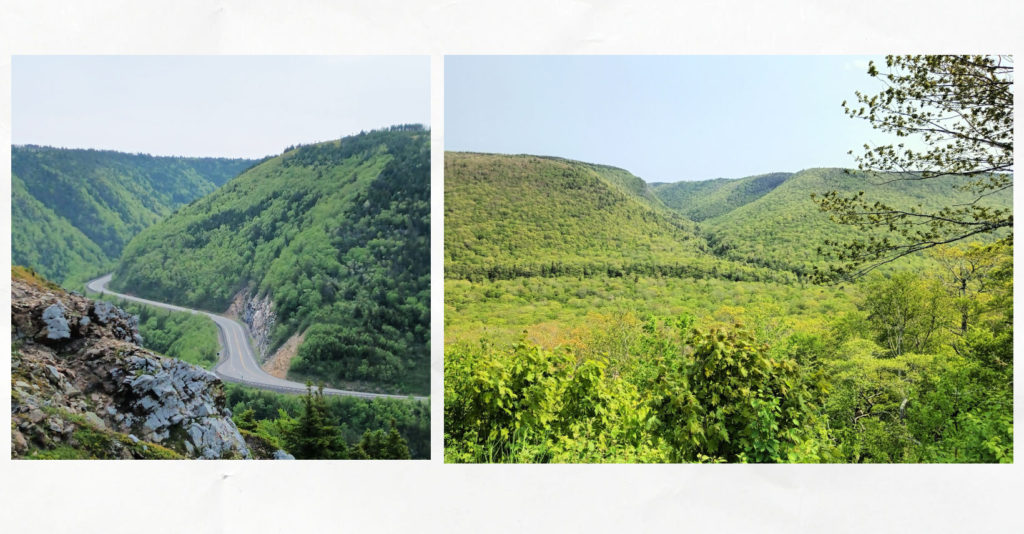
[11,275,250,459]
[226,288,276,362]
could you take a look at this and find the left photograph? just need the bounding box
[10,56,431,459]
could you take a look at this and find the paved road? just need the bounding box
[86,274,426,401]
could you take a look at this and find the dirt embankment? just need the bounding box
[261,331,306,379]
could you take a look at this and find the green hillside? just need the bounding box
[113,126,430,394]
[689,168,1014,277]
[653,172,792,221]
[11,145,255,285]
[445,152,788,283]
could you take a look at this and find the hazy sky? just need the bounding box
[446,55,893,182]
[13,55,430,158]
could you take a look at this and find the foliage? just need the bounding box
[224,382,429,459]
[444,151,1012,463]
[284,384,349,459]
[114,127,430,393]
[862,273,950,356]
[445,152,790,285]
[350,426,412,460]
[814,55,1013,280]
[653,172,792,222]
[11,145,254,286]
[447,316,837,463]
[662,168,1008,280]
[931,242,1011,336]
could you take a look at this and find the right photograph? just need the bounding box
[443,55,1013,463]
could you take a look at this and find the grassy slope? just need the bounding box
[11,145,256,286]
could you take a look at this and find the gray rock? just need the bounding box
[47,417,64,434]
[79,316,91,327]
[12,429,29,452]
[242,293,277,361]
[45,365,63,384]
[42,304,71,340]
[116,356,249,459]
[27,408,46,424]
[273,450,296,460]
[92,301,117,324]
[83,411,106,430]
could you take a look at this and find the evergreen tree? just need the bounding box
[284,383,347,459]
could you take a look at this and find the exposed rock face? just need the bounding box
[41,304,71,340]
[227,289,276,362]
[11,276,250,459]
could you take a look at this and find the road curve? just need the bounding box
[86,274,426,401]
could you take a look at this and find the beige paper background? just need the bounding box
[1,1,1022,532]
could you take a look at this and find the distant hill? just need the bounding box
[447,153,1013,284]
[11,145,256,285]
[653,172,792,221]
[113,126,430,394]
[655,168,1013,276]
[444,152,785,283]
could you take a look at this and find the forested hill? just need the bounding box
[446,153,1012,283]
[113,126,430,395]
[12,145,256,286]
[660,168,1014,277]
[444,152,788,283]
[652,172,793,221]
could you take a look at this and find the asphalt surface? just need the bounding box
[86,274,426,401]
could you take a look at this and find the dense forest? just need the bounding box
[656,168,1012,278]
[225,384,430,459]
[12,145,256,286]
[112,126,430,394]
[444,152,1013,463]
[445,153,786,284]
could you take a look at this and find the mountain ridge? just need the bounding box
[113,126,430,394]
[12,145,257,286]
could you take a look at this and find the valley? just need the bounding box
[443,151,1013,464]
[12,145,257,287]
[86,273,425,400]
[12,127,432,459]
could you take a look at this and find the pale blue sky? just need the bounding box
[13,56,430,158]
[445,55,892,182]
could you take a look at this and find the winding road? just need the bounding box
[86,274,425,401]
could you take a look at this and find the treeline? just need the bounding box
[114,127,430,393]
[225,384,430,459]
[445,242,1013,463]
[446,258,795,284]
[281,124,427,165]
